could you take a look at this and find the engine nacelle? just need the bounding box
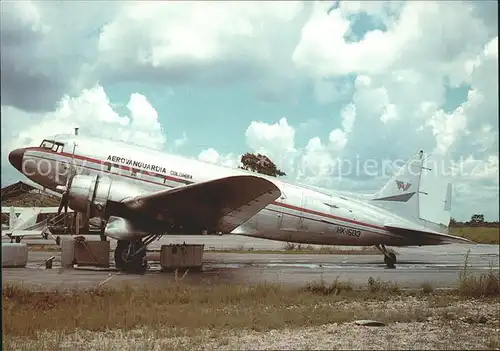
[104,216,149,241]
[67,174,144,220]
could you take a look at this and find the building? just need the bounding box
[1,181,61,207]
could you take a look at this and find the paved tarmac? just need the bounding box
[10,234,335,251]
[2,235,498,290]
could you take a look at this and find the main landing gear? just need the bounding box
[375,244,397,269]
[114,234,162,273]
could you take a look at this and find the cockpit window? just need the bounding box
[40,140,54,149]
[39,139,65,152]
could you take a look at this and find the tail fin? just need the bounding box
[9,208,42,231]
[9,207,17,229]
[370,150,451,234]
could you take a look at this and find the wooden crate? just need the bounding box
[160,244,204,271]
[74,239,110,268]
[60,237,76,268]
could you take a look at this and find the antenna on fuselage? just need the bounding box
[74,127,79,136]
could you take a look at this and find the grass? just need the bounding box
[2,258,498,342]
[457,249,500,298]
[450,226,499,244]
[1,277,410,339]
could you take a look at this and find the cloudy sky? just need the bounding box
[1,1,498,221]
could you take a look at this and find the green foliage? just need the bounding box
[470,213,485,224]
[238,152,286,177]
[450,214,498,230]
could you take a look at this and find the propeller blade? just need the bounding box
[57,191,68,215]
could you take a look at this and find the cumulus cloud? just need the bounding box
[8,85,166,150]
[293,1,493,79]
[95,1,311,98]
[197,148,239,169]
[244,117,299,174]
[0,1,119,112]
[1,84,185,185]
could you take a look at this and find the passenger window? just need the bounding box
[52,143,64,153]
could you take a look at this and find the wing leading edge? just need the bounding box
[121,175,281,233]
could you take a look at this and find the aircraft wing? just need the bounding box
[120,175,281,233]
[384,224,474,245]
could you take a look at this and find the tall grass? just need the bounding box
[450,227,499,244]
[2,250,498,341]
[457,249,499,298]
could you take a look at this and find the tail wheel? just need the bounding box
[384,252,396,268]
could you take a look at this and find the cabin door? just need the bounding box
[278,185,304,231]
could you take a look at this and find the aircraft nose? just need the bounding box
[8,148,25,172]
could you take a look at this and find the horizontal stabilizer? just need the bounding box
[384,224,474,245]
[22,218,49,232]
[3,230,47,237]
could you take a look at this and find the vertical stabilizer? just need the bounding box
[9,208,42,231]
[9,207,17,229]
[370,150,423,222]
[370,150,451,233]
[444,183,452,212]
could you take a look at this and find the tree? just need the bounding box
[239,152,286,177]
[470,213,485,226]
[449,217,457,227]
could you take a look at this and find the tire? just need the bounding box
[114,240,147,273]
[114,240,128,270]
[384,252,396,268]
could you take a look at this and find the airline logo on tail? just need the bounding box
[395,180,412,191]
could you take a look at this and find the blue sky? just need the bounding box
[1,1,498,221]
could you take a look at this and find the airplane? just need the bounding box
[1,206,105,239]
[2,206,51,242]
[7,133,473,272]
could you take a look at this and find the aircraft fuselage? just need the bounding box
[9,135,430,246]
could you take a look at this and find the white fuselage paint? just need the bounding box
[17,135,420,246]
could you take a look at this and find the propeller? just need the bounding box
[57,142,77,216]
[56,185,70,215]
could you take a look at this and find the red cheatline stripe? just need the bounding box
[25,147,386,231]
[26,147,190,184]
[274,201,384,230]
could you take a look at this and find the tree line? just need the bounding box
[450,214,499,228]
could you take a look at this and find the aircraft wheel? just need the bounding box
[15,237,21,243]
[114,240,127,269]
[115,240,147,273]
[384,252,396,269]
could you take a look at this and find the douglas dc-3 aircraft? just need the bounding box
[8,133,472,272]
